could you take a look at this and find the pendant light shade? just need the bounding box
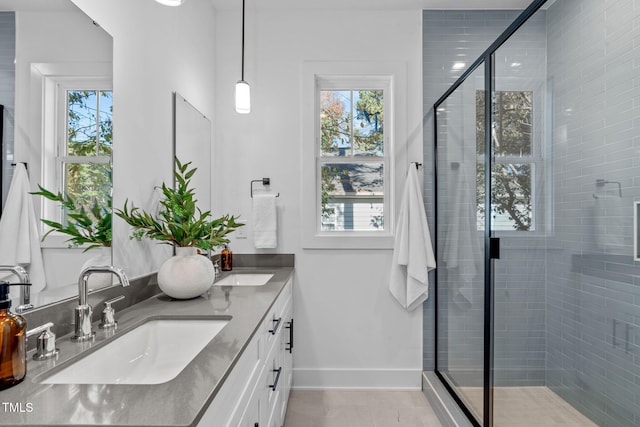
[235,80,251,114]
[235,0,251,114]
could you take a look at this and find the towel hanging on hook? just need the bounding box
[10,162,28,173]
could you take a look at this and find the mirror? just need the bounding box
[0,0,113,309]
[174,93,212,216]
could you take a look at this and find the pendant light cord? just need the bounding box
[241,0,245,81]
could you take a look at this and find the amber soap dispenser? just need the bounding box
[221,245,233,271]
[0,282,27,390]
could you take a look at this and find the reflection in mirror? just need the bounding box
[0,0,113,310]
[174,93,212,216]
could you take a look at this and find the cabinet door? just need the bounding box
[279,307,293,423]
[237,384,261,427]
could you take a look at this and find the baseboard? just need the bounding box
[292,368,422,390]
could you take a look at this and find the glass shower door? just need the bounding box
[490,8,550,426]
[435,64,486,424]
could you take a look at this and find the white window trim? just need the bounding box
[33,62,112,248]
[301,61,407,250]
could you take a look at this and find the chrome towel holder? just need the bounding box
[250,178,280,198]
[593,179,622,199]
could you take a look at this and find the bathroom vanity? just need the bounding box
[0,266,294,427]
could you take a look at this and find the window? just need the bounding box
[62,88,112,215]
[476,90,539,231]
[319,88,386,232]
[302,61,405,249]
[39,72,113,241]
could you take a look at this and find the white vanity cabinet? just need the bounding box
[198,279,293,427]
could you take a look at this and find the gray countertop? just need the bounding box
[0,267,294,427]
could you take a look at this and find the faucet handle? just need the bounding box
[99,295,125,329]
[27,322,59,360]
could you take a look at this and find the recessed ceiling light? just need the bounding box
[155,0,186,6]
[452,62,466,70]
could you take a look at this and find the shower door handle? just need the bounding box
[625,324,631,354]
[490,238,500,259]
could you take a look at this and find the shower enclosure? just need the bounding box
[432,0,640,426]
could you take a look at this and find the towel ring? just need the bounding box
[251,178,280,198]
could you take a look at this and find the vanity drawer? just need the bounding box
[260,323,283,427]
[260,279,292,359]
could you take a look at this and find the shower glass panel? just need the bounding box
[431,1,640,426]
[491,7,550,426]
[436,64,485,424]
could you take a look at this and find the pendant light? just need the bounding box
[235,0,251,114]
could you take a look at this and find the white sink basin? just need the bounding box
[42,318,228,385]
[214,273,274,286]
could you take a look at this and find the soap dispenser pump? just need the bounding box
[0,282,29,390]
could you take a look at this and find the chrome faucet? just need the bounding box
[0,265,33,313]
[73,266,130,342]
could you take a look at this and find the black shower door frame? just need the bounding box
[432,1,548,426]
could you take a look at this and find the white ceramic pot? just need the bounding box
[157,247,214,299]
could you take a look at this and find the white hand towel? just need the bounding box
[389,166,436,311]
[253,193,277,249]
[0,164,46,295]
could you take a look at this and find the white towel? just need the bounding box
[253,193,277,249]
[389,166,436,311]
[441,168,481,307]
[0,164,46,295]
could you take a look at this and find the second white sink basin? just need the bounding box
[214,273,274,286]
[41,318,228,385]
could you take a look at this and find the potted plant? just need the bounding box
[115,158,243,299]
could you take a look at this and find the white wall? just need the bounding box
[71,0,217,280]
[215,7,425,388]
[71,1,424,389]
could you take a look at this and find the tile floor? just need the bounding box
[459,386,598,427]
[284,387,598,426]
[283,390,444,427]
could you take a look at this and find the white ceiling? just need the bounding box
[210,0,533,10]
[0,0,535,12]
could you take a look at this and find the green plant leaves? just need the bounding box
[115,157,243,250]
[31,185,112,250]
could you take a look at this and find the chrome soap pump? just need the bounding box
[0,282,30,390]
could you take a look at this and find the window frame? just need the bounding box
[302,61,407,250]
[316,80,389,234]
[40,73,112,248]
[56,81,112,205]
